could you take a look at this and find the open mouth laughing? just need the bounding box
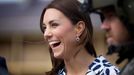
[49,41,61,49]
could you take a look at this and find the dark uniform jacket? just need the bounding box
[0,56,9,75]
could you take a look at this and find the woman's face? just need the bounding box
[42,8,78,59]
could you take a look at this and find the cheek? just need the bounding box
[55,24,75,38]
[112,27,123,41]
[111,25,128,42]
[56,25,76,45]
[55,27,73,38]
[116,29,129,42]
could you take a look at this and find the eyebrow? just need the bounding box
[42,19,59,26]
[49,20,55,25]
[42,20,53,26]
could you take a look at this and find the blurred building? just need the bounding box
[0,0,52,75]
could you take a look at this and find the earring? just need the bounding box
[76,35,80,42]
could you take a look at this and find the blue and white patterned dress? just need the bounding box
[58,56,120,75]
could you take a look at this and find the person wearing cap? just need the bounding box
[84,0,134,75]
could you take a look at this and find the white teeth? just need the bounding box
[49,41,60,45]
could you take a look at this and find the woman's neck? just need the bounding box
[64,47,95,75]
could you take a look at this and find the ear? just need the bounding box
[75,21,85,36]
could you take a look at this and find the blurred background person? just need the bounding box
[79,0,134,74]
[0,56,9,75]
[99,0,134,75]
[100,0,134,64]
[80,0,134,75]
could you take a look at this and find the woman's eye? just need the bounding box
[43,26,46,30]
[42,26,46,33]
[51,23,59,28]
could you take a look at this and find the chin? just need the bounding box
[107,38,115,46]
[53,53,63,59]
[107,41,120,47]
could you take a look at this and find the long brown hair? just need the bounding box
[40,0,96,75]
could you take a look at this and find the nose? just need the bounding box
[44,28,52,40]
[100,19,110,31]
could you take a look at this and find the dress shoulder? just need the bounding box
[88,55,120,75]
